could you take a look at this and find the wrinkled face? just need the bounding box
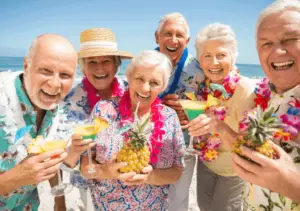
[199,40,233,84]
[128,65,164,112]
[257,10,300,93]
[155,19,190,66]
[24,46,76,110]
[83,56,118,91]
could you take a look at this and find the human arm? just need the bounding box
[0,149,67,196]
[63,134,95,168]
[232,143,300,203]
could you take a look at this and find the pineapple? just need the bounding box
[117,115,151,173]
[232,106,280,160]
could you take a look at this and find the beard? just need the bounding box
[23,73,58,111]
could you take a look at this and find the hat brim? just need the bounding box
[78,49,134,60]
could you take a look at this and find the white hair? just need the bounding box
[126,50,172,91]
[78,56,122,73]
[157,12,190,38]
[256,0,300,38]
[195,23,238,66]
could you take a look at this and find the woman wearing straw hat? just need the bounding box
[60,28,134,210]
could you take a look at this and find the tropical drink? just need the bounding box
[74,118,109,141]
[27,136,67,154]
[179,99,207,120]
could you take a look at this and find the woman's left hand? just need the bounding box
[187,112,222,136]
[123,165,153,186]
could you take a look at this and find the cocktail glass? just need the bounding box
[74,118,109,174]
[179,99,207,154]
[27,136,73,197]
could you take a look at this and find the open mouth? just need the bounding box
[271,60,294,71]
[94,73,108,79]
[41,89,59,100]
[136,92,151,100]
[166,46,178,53]
[208,68,223,74]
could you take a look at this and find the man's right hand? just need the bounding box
[15,149,67,186]
[162,94,189,126]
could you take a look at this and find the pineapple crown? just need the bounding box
[245,106,281,146]
[128,114,152,149]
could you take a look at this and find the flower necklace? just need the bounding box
[82,77,123,111]
[119,90,166,164]
[194,69,241,162]
[240,78,300,141]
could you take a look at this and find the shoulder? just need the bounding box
[64,83,85,101]
[235,76,256,96]
[161,105,179,123]
[93,99,119,113]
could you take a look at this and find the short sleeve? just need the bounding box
[171,112,186,167]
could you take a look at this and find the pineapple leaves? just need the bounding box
[258,205,268,211]
[139,115,151,134]
[297,147,300,156]
[291,201,299,210]
[293,156,300,163]
[279,194,286,206]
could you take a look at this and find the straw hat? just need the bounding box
[78,28,134,59]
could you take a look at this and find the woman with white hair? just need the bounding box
[231,0,300,209]
[188,23,256,210]
[80,50,185,210]
[60,28,133,210]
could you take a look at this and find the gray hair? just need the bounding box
[126,50,172,91]
[256,0,300,38]
[78,56,122,73]
[195,23,238,66]
[26,37,39,68]
[157,12,190,38]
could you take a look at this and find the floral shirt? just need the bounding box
[88,100,185,211]
[59,78,128,189]
[160,54,205,99]
[244,81,300,211]
[0,72,59,211]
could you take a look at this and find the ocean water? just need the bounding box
[0,56,265,80]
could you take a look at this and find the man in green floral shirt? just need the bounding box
[0,34,77,210]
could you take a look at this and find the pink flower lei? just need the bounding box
[82,77,123,111]
[240,78,300,141]
[194,69,241,162]
[119,90,166,164]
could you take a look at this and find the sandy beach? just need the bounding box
[38,159,200,211]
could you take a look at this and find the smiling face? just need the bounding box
[155,19,190,66]
[24,36,77,110]
[83,56,118,91]
[257,10,300,93]
[128,65,164,112]
[199,40,233,84]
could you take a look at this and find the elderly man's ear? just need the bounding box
[24,57,29,75]
[155,31,159,44]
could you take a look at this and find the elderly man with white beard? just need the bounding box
[0,34,77,211]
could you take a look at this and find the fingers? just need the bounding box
[162,94,178,101]
[189,125,211,136]
[72,134,82,140]
[41,173,57,182]
[232,154,257,183]
[118,172,136,181]
[72,138,93,146]
[35,149,65,162]
[42,152,68,169]
[164,100,183,111]
[232,153,261,174]
[239,146,273,167]
[72,143,96,152]
[43,162,62,176]
[141,165,153,174]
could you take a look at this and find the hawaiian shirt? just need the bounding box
[0,74,58,211]
[59,79,128,189]
[244,81,300,211]
[88,100,185,211]
[160,54,205,99]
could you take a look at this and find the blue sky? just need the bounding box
[0,0,274,64]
